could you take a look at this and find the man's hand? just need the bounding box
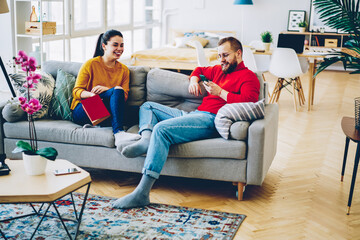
[203,81,222,96]
[91,85,109,94]
[188,76,202,96]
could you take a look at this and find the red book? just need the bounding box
[81,95,110,126]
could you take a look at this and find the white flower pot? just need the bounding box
[299,27,306,33]
[263,42,271,52]
[23,152,48,175]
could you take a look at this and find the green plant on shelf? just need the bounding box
[298,21,308,28]
[260,31,273,43]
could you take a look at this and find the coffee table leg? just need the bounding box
[30,203,52,239]
[52,202,73,239]
[74,183,91,239]
[347,143,360,215]
[341,137,350,182]
[0,229,7,239]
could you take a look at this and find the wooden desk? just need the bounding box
[340,117,360,215]
[253,50,325,111]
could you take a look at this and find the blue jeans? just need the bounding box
[72,88,125,134]
[139,101,217,179]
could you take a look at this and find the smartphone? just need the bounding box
[199,74,211,82]
[53,168,81,176]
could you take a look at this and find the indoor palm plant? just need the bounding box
[12,50,58,175]
[260,31,273,51]
[313,0,360,76]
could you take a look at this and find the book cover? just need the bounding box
[81,95,110,126]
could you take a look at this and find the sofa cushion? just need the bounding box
[127,66,149,107]
[3,120,115,148]
[49,69,76,120]
[9,72,55,119]
[215,99,265,139]
[146,68,205,112]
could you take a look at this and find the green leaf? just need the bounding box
[12,140,33,153]
[36,147,58,161]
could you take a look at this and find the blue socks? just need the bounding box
[121,130,151,158]
[112,174,156,209]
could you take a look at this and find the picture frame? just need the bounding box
[287,10,306,32]
[309,0,337,33]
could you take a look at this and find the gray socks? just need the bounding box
[112,174,156,209]
[121,130,151,158]
[114,131,141,152]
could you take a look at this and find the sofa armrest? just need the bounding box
[246,103,279,185]
[0,101,7,155]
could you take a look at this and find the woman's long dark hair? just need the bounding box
[93,29,123,58]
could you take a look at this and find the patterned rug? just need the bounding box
[0,193,246,239]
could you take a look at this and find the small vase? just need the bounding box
[263,42,271,52]
[23,152,48,175]
[299,27,306,33]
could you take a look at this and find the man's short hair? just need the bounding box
[218,37,243,53]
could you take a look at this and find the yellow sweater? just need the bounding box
[71,56,130,110]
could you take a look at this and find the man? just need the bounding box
[112,37,260,209]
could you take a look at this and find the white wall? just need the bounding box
[163,0,311,45]
[0,0,13,95]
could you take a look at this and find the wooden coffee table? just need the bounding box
[0,159,91,239]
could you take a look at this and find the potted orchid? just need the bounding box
[11,50,57,175]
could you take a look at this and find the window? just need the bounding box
[41,0,162,63]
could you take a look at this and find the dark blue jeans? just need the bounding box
[72,88,125,133]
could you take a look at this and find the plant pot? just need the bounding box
[22,152,48,175]
[299,27,306,33]
[263,42,271,52]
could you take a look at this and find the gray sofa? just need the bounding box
[0,60,279,200]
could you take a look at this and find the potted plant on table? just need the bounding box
[260,31,273,51]
[12,50,58,175]
[298,21,308,33]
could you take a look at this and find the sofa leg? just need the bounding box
[233,182,246,200]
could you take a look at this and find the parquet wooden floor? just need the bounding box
[77,70,360,240]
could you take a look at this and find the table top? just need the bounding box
[252,49,327,58]
[0,159,91,203]
[341,117,360,142]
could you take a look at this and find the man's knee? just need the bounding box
[140,101,155,111]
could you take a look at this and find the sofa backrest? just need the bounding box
[42,60,149,107]
[147,68,205,112]
[146,68,267,112]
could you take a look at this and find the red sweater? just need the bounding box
[190,62,260,114]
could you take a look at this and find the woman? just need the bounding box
[70,29,140,150]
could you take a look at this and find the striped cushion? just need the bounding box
[215,99,265,139]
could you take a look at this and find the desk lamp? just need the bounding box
[234,0,253,44]
[0,0,16,97]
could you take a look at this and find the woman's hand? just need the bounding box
[188,76,202,96]
[203,81,222,96]
[91,85,109,94]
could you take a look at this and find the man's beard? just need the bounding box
[221,60,238,74]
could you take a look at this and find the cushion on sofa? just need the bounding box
[215,99,265,139]
[49,69,76,120]
[9,72,55,119]
[147,68,205,112]
[127,66,150,106]
[3,120,115,148]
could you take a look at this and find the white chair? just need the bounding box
[192,40,209,67]
[242,47,258,72]
[268,48,306,111]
